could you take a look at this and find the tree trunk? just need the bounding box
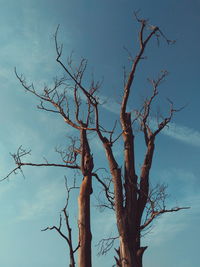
[78,128,93,267]
[119,236,147,267]
[78,175,92,267]
[119,236,136,267]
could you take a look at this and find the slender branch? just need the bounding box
[54,27,98,106]
[92,172,114,208]
[41,215,69,244]
[96,236,119,256]
[140,206,190,230]
[42,178,79,267]
[1,162,80,182]
[120,20,159,125]
[152,99,183,138]
[1,145,80,181]
[15,68,99,132]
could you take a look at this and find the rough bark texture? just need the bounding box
[78,175,92,267]
[78,128,93,267]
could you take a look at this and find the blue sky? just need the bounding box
[0,0,199,266]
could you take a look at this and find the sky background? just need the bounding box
[0,0,199,266]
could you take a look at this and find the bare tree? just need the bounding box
[3,16,189,267]
[6,52,96,267]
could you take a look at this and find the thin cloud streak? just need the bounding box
[103,98,200,147]
[16,181,65,222]
[147,118,200,147]
[92,94,200,148]
[161,122,200,147]
[36,81,200,148]
[17,41,199,150]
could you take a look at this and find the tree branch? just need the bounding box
[140,206,190,230]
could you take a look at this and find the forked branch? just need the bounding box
[42,180,80,267]
[1,146,80,181]
[96,235,119,256]
[140,206,190,230]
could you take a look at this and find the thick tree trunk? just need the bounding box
[78,175,92,267]
[78,128,93,267]
[119,236,147,267]
[119,236,136,267]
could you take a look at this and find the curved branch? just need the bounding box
[140,206,190,230]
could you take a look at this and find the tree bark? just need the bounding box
[78,128,93,267]
[119,236,136,267]
[136,246,147,267]
[118,235,147,267]
[78,174,92,267]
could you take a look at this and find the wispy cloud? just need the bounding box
[161,122,200,147]
[159,168,200,196]
[16,181,65,221]
[144,211,188,246]
[148,117,200,147]
[93,209,116,236]
[100,95,121,114]
[68,88,200,148]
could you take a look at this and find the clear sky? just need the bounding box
[0,0,199,266]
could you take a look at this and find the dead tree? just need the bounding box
[5,50,98,266]
[3,16,189,267]
[92,18,188,266]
